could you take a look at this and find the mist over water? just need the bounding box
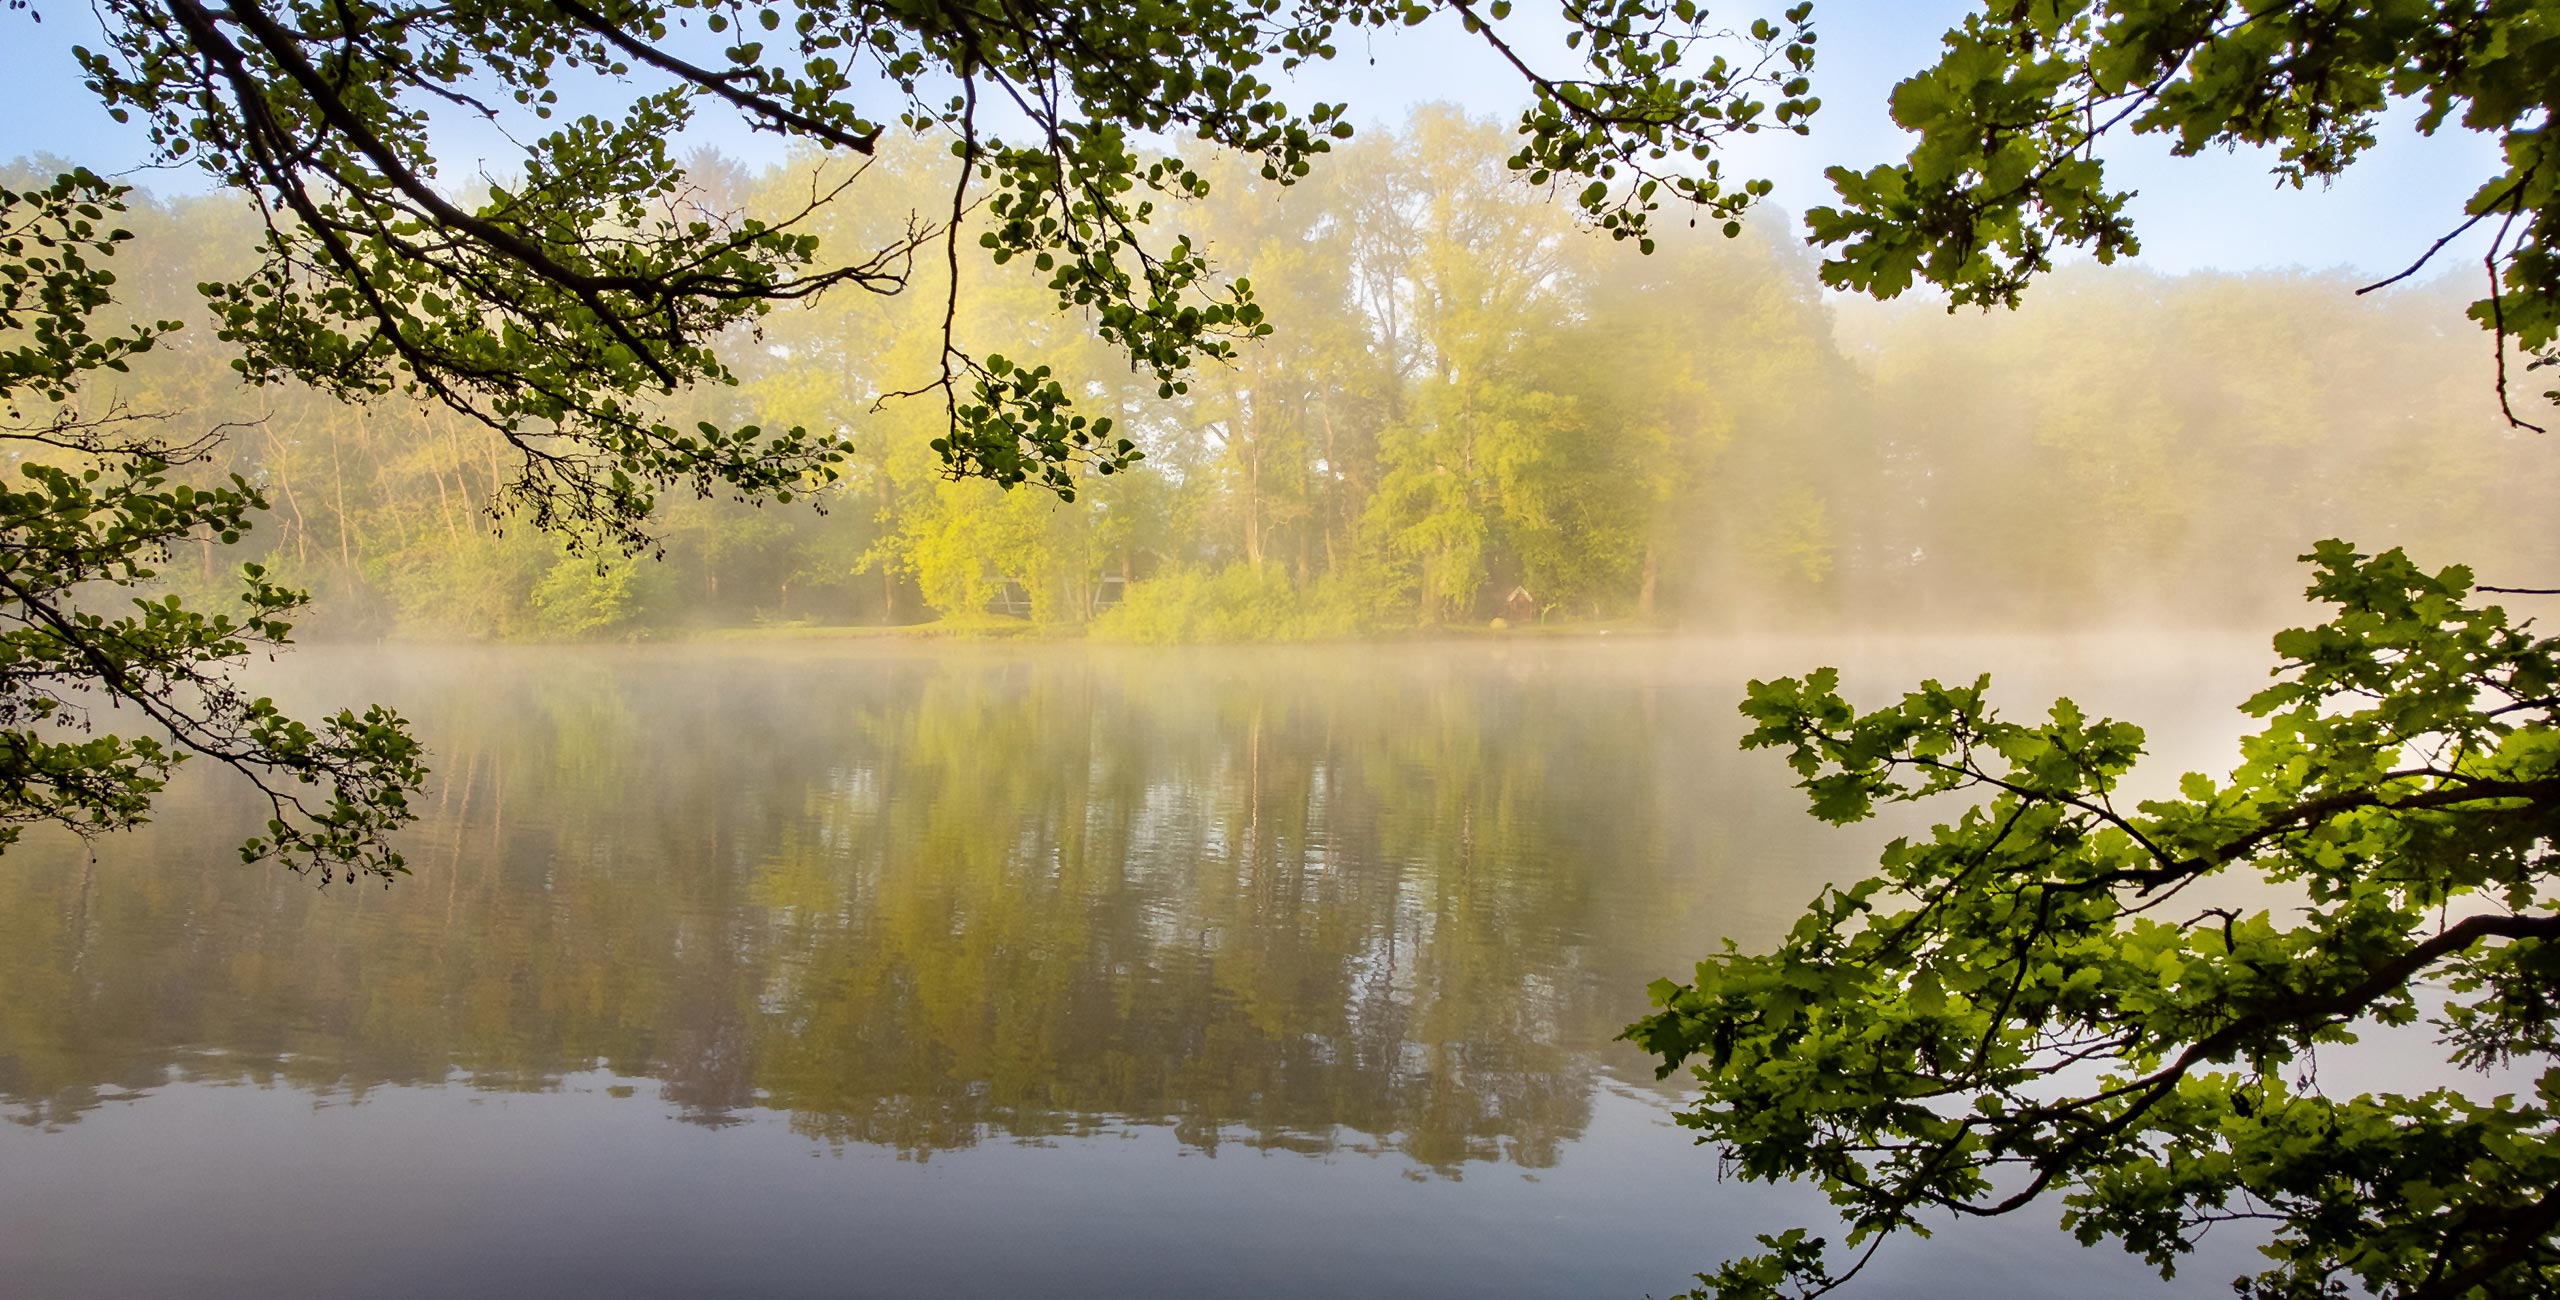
[7,86,2551,1300]
[1,638,2306,1297]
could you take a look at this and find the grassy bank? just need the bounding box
[698,616,1662,645]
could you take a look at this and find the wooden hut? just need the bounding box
[1503,585,1539,623]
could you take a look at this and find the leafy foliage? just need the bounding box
[4,0,1815,880]
[45,128,2554,642]
[1,173,424,881]
[1630,545,2560,1298]
[1090,562,1369,642]
[0,170,180,408]
[1805,0,2560,428]
[54,0,1815,545]
[1627,10,2560,1294]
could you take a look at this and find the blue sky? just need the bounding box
[0,0,2509,279]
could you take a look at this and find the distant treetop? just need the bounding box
[44,0,1815,542]
[1805,0,2558,429]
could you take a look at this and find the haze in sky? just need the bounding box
[0,0,2510,278]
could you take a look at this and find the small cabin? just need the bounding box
[1502,585,1538,623]
[986,581,1034,619]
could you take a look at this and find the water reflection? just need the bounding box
[6,643,1871,1172]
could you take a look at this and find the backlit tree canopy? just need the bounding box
[2,0,1817,877]
[1633,548,2560,1298]
[1806,0,2558,428]
[1,170,424,880]
[1632,4,2560,1297]
[60,0,1816,541]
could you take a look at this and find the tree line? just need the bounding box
[16,109,2553,643]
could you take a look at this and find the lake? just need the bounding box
[0,636,2287,1298]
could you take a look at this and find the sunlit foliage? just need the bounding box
[0,172,423,882]
[6,0,1821,877]
[57,0,1814,542]
[1807,0,2557,428]
[1637,547,2560,1298]
[1637,5,2560,1297]
[26,117,2549,645]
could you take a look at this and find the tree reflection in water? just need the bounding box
[4,643,1818,1173]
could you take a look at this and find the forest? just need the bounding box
[17,107,2552,644]
[12,0,2560,1294]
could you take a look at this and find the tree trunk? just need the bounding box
[1243,401,1264,568]
[879,477,897,622]
[431,468,463,542]
[1317,399,1342,575]
[329,437,355,569]
[268,432,312,566]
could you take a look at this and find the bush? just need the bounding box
[1090,565,1371,643]
[531,544,667,639]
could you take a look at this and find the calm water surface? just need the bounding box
[1,638,2284,1298]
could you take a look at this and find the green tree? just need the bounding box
[1808,0,2555,424]
[29,111,2531,649]
[7,0,1821,867]
[1632,5,2560,1297]
[1362,109,1598,622]
[1,172,425,880]
[1844,266,2557,626]
[54,0,1816,537]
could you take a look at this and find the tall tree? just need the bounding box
[1,172,424,880]
[1631,5,2560,1298]
[4,0,1817,868]
[54,0,1818,541]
